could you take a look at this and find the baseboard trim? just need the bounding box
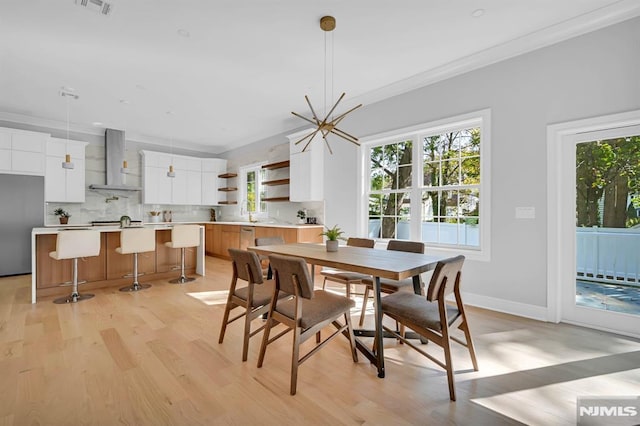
[460,291,549,322]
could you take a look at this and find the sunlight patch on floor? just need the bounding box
[186,290,229,306]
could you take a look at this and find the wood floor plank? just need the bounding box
[100,327,137,371]
[0,256,638,425]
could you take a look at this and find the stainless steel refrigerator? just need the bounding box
[0,173,45,276]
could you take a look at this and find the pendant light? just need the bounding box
[120,100,129,174]
[166,111,176,178]
[291,16,362,154]
[59,87,78,169]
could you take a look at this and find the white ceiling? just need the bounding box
[1,0,639,154]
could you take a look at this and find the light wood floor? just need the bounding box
[1,256,639,425]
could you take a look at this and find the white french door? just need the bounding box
[548,112,640,338]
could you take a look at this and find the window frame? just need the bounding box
[358,109,491,261]
[239,161,267,217]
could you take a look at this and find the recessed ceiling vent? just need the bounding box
[75,0,113,16]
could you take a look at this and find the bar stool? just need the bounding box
[50,230,101,304]
[165,225,200,283]
[117,227,156,292]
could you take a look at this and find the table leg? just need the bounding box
[412,274,421,295]
[373,275,385,378]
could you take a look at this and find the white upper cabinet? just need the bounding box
[141,151,226,206]
[0,127,47,176]
[287,129,324,202]
[45,138,87,203]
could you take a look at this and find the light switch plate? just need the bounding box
[515,206,535,219]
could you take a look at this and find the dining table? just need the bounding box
[248,242,448,378]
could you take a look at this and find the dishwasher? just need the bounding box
[239,226,255,250]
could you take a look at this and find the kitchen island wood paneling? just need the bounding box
[31,225,204,303]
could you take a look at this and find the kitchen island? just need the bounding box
[30,224,205,303]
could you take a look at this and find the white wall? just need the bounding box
[223,17,640,317]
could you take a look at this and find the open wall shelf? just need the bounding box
[262,160,290,170]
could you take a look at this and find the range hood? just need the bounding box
[89,129,142,191]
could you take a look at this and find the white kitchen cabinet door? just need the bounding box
[143,166,173,204]
[170,168,188,205]
[186,169,202,205]
[45,155,67,201]
[288,129,323,202]
[44,138,87,202]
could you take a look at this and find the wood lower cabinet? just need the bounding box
[220,225,240,258]
[36,233,107,289]
[207,224,322,259]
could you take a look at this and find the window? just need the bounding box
[362,110,490,260]
[239,163,266,215]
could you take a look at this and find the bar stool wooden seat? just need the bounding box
[50,230,101,304]
[117,227,156,292]
[164,225,200,283]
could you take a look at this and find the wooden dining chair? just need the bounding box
[380,255,478,401]
[218,248,281,362]
[320,237,375,298]
[257,254,358,395]
[254,236,285,279]
[359,239,425,326]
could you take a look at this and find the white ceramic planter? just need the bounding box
[326,240,339,252]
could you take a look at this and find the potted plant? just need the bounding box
[320,224,346,252]
[54,208,71,224]
[297,209,307,224]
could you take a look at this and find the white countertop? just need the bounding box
[33,221,323,235]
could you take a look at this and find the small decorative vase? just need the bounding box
[59,217,69,225]
[326,240,339,252]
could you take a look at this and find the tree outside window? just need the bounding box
[364,112,487,254]
[576,135,640,228]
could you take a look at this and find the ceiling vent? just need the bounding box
[75,0,113,16]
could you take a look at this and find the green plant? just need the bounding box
[53,208,70,218]
[319,225,346,241]
[297,209,306,219]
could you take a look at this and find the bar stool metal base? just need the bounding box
[169,276,196,284]
[119,283,152,292]
[53,293,95,304]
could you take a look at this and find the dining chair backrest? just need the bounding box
[269,254,314,299]
[387,239,424,254]
[255,236,285,247]
[425,255,465,302]
[228,248,264,284]
[346,237,375,248]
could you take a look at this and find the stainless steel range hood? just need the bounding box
[89,129,142,191]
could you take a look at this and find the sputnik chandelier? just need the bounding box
[291,15,362,154]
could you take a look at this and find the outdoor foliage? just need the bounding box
[576,135,640,228]
[368,128,481,239]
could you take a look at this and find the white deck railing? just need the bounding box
[576,227,640,287]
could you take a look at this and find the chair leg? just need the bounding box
[170,247,196,284]
[53,258,94,304]
[322,277,327,290]
[120,253,151,292]
[290,326,302,395]
[460,317,479,371]
[359,286,370,326]
[441,328,456,401]
[241,304,252,362]
[345,312,358,362]
[257,313,274,368]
